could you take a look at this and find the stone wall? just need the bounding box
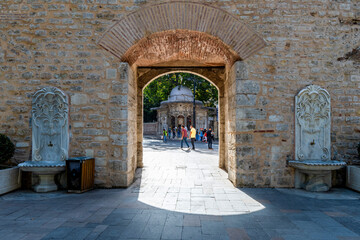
[0,0,359,188]
[232,61,293,187]
[108,63,137,187]
[143,122,157,135]
[223,63,237,184]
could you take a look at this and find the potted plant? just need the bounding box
[346,142,360,192]
[0,134,20,195]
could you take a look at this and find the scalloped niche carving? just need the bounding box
[295,85,331,161]
[32,87,69,162]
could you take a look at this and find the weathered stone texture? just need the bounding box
[0,0,359,188]
[98,1,266,65]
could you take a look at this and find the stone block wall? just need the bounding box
[136,85,144,168]
[233,1,360,186]
[224,63,237,184]
[0,0,359,188]
[143,122,158,135]
[242,1,360,170]
[108,63,137,187]
[217,83,226,173]
[232,61,293,187]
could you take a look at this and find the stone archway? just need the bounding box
[98,1,266,65]
[170,116,175,129]
[138,69,225,173]
[98,1,266,187]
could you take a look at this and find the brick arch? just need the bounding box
[98,1,266,65]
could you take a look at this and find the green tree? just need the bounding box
[143,73,218,122]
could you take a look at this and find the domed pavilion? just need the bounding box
[150,85,217,136]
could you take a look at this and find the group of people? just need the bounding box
[162,126,214,150]
[162,127,179,142]
[198,128,212,143]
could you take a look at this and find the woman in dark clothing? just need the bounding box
[206,128,213,149]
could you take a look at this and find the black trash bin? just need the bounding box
[66,157,95,193]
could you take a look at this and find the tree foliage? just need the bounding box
[143,73,218,122]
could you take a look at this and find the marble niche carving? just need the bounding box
[295,84,331,161]
[19,87,69,192]
[289,85,345,192]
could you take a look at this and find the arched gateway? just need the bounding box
[97,2,266,187]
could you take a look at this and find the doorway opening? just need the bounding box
[137,71,238,213]
[143,72,219,139]
[142,71,220,160]
[138,69,225,176]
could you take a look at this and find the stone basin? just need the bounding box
[288,160,346,171]
[19,161,65,193]
[289,160,346,192]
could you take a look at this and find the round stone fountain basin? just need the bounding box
[288,160,346,171]
[289,160,346,192]
[19,161,65,193]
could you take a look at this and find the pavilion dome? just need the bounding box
[168,85,194,102]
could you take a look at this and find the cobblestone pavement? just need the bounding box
[1,137,360,240]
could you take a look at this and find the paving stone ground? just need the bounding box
[1,137,360,240]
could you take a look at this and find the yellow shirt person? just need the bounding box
[190,127,196,138]
[190,125,196,150]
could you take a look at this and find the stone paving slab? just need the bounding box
[0,138,360,240]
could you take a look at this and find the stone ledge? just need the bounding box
[18,161,65,168]
[289,160,346,171]
[289,160,346,166]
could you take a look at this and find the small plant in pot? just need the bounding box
[0,134,15,169]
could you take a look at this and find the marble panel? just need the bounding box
[295,85,330,161]
[32,87,69,162]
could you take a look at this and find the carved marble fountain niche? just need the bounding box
[19,87,69,192]
[289,85,346,192]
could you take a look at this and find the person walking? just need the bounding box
[177,127,181,138]
[206,127,213,149]
[190,125,196,150]
[200,129,203,142]
[163,128,167,143]
[180,125,190,149]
